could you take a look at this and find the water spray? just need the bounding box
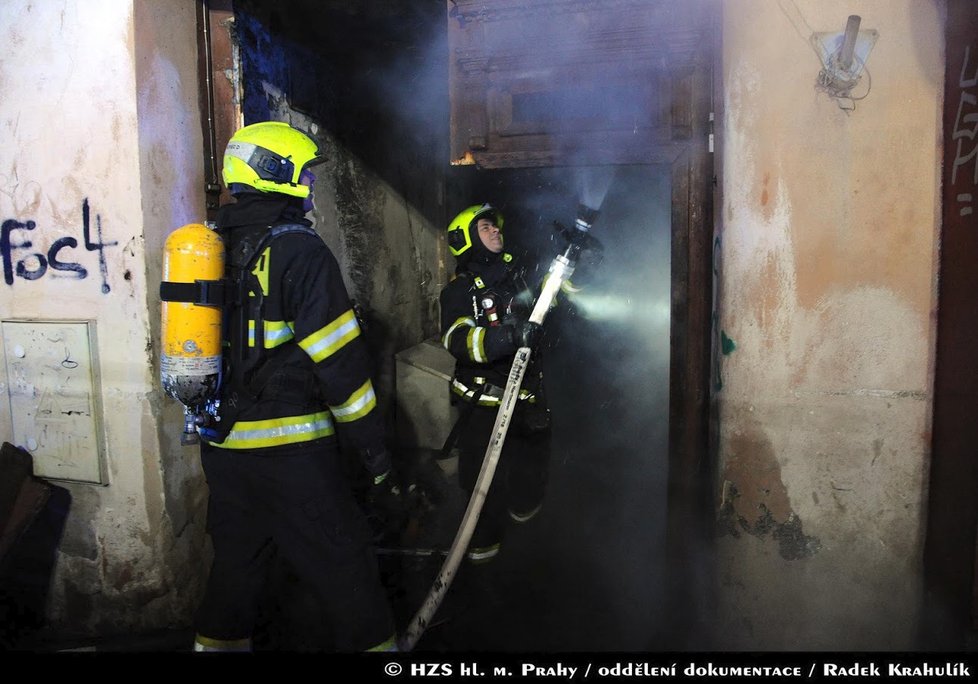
[578,167,617,212]
[399,203,602,652]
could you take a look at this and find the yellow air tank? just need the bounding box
[160,223,224,420]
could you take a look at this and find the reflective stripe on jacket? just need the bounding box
[211,411,336,450]
[450,378,535,406]
[438,258,544,404]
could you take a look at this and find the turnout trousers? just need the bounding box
[456,403,551,560]
[195,443,394,651]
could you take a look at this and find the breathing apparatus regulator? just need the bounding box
[159,122,323,444]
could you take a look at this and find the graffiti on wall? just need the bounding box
[951,45,978,217]
[1,198,119,293]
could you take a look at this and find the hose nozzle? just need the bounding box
[575,203,600,233]
[552,202,604,258]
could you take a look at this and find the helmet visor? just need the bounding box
[299,168,316,187]
[225,141,295,183]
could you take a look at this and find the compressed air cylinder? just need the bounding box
[161,223,224,408]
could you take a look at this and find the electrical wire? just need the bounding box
[780,0,874,112]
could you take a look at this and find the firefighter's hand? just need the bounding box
[361,447,392,476]
[372,468,399,491]
[368,469,410,538]
[509,319,542,350]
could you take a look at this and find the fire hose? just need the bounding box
[399,205,601,652]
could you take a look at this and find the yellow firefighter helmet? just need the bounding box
[222,121,323,199]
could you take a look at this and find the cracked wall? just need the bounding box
[716,0,942,650]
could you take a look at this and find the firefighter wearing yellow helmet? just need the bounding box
[192,121,398,653]
[440,203,550,567]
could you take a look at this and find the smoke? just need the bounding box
[430,4,684,644]
[552,167,673,649]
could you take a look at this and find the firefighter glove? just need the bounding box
[361,447,392,477]
[369,468,410,538]
[510,319,542,350]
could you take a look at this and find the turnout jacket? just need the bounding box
[205,195,389,476]
[439,254,544,406]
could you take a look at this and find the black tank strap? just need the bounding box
[209,224,324,441]
[230,223,321,385]
[243,223,320,265]
[233,223,319,369]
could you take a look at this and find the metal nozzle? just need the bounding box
[575,203,600,233]
[551,202,603,260]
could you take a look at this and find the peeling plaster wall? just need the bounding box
[133,0,209,630]
[0,0,205,634]
[716,0,942,649]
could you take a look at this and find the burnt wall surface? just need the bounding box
[926,0,978,648]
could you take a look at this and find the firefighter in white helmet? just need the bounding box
[192,121,398,652]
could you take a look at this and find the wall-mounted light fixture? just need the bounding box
[811,15,878,109]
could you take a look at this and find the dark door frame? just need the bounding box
[924,0,978,650]
[664,54,717,647]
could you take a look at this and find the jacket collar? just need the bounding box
[217,193,311,229]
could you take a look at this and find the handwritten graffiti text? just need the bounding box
[2,198,119,292]
[952,46,978,217]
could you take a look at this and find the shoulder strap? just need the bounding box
[221,225,323,416]
[230,223,321,322]
[456,270,487,291]
[241,223,320,269]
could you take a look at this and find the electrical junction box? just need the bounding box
[1,320,106,484]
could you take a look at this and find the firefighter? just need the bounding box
[439,204,552,565]
[192,121,398,652]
